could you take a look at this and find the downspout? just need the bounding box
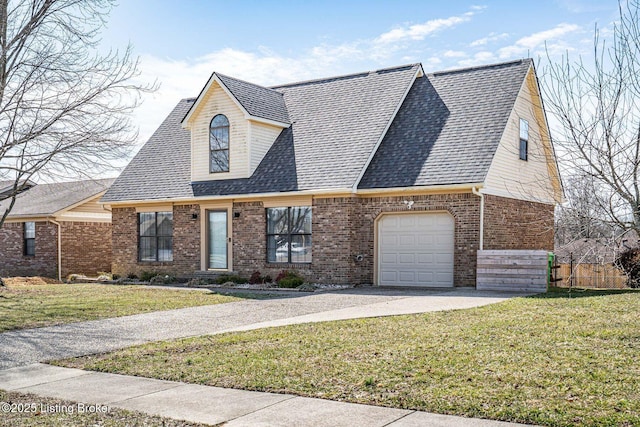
[49,219,62,282]
[472,187,484,251]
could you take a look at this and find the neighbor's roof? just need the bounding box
[103,60,532,203]
[0,178,114,218]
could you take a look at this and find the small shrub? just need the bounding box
[149,275,176,285]
[275,270,304,288]
[186,278,210,287]
[126,273,138,280]
[214,274,248,285]
[112,274,120,280]
[615,247,640,288]
[249,271,272,284]
[139,271,158,282]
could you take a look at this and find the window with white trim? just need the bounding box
[519,118,529,161]
[24,222,35,256]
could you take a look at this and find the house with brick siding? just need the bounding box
[103,59,563,287]
[0,179,113,280]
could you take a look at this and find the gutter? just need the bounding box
[48,219,62,282]
[472,187,484,251]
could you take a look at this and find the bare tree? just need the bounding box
[0,0,154,227]
[555,173,614,245]
[542,0,640,237]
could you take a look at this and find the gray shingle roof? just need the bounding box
[216,74,290,124]
[0,178,114,218]
[103,60,532,202]
[103,99,195,202]
[359,59,532,188]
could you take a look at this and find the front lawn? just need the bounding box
[0,280,240,332]
[57,288,640,427]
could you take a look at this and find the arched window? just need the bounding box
[209,114,229,173]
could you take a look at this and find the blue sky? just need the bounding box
[100,0,620,144]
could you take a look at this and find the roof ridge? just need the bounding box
[270,63,421,89]
[429,58,532,77]
[216,72,285,97]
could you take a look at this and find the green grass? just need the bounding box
[56,288,640,427]
[0,389,209,426]
[0,282,240,332]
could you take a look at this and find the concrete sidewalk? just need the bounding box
[0,363,530,427]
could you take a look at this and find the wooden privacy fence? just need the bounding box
[556,263,628,289]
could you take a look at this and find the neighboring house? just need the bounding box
[0,179,114,280]
[103,59,563,287]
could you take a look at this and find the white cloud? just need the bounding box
[469,32,509,47]
[443,50,467,58]
[498,23,580,58]
[374,10,479,45]
[456,51,496,67]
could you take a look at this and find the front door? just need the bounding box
[207,210,228,270]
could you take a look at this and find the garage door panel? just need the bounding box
[399,234,416,246]
[398,253,416,264]
[381,253,397,263]
[378,213,454,287]
[398,271,416,283]
[416,253,434,264]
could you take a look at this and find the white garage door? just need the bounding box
[378,212,454,287]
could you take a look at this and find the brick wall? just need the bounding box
[483,194,554,251]
[109,193,554,286]
[231,194,480,286]
[111,205,200,277]
[0,221,58,278]
[60,222,112,277]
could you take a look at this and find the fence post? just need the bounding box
[569,252,574,291]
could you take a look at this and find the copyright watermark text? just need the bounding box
[1,401,110,414]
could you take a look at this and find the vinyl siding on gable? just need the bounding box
[484,67,559,204]
[249,120,283,175]
[190,82,249,182]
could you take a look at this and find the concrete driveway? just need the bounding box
[0,287,528,369]
[0,287,534,427]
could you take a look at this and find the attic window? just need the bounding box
[519,118,529,161]
[210,114,230,173]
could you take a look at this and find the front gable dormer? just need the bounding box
[182,73,290,182]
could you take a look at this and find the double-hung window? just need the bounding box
[266,207,312,263]
[519,118,529,161]
[138,212,173,262]
[24,222,35,256]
